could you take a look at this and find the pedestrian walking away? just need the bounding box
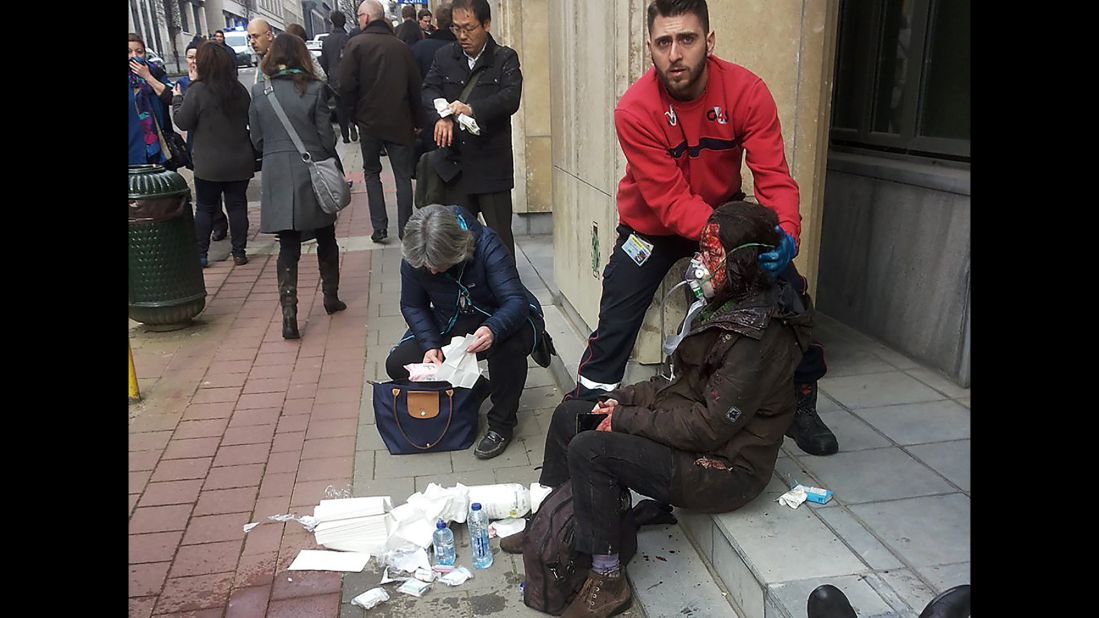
[249,34,348,340]
[421,0,522,257]
[340,0,424,243]
[320,10,358,144]
[395,3,426,46]
[567,0,837,457]
[171,40,254,268]
[174,40,230,246]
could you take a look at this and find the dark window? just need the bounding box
[179,1,189,32]
[194,5,203,35]
[830,0,969,161]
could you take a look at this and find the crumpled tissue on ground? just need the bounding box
[351,587,390,610]
[489,518,526,539]
[382,545,432,575]
[397,578,432,598]
[438,566,474,586]
[777,486,807,509]
[386,503,437,549]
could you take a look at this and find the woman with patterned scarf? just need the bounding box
[128,33,174,166]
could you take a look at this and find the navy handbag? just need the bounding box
[372,379,490,455]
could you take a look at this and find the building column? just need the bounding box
[197,1,210,36]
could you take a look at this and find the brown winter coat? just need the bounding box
[610,284,814,514]
[338,20,424,145]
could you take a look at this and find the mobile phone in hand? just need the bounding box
[576,413,607,434]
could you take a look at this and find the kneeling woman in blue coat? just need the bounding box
[387,204,547,460]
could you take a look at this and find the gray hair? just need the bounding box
[402,205,476,271]
[359,0,385,20]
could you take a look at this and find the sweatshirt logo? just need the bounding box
[707,106,728,125]
[665,105,678,127]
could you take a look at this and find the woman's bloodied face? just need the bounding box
[698,222,728,296]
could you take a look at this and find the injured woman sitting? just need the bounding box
[533,200,817,618]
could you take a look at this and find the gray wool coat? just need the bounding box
[249,78,340,233]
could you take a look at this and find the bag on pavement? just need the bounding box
[264,85,350,215]
[372,379,490,455]
[521,484,638,615]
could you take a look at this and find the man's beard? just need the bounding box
[656,57,706,100]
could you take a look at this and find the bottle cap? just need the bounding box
[437,520,447,529]
[471,503,481,511]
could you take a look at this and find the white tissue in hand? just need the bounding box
[432,98,480,135]
[434,335,484,388]
[777,486,807,509]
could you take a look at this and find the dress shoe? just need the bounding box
[233,254,249,266]
[370,229,388,243]
[474,430,511,460]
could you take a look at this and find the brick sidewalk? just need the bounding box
[129,142,381,617]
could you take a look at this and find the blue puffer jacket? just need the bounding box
[399,206,545,353]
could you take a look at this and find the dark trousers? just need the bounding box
[539,401,675,555]
[360,134,414,238]
[333,93,352,141]
[194,178,249,257]
[570,225,827,399]
[211,204,228,235]
[276,223,339,271]
[444,183,514,257]
[384,317,534,439]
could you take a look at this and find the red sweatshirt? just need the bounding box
[614,56,800,244]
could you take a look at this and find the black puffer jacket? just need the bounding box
[421,34,522,194]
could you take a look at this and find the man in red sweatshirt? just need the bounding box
[567,0,836,458]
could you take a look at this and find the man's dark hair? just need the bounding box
[186,40,200,53]
[286,23,308,40]
[708,201,780,300]
[434,4,453,31]
[450,0,491,24]
[647,0,709,34]
[418,8,432,20]
[214,29,225,36]
[402,5,417,20]
[330,10,345,28]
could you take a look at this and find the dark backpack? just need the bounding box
[521,484,638,615]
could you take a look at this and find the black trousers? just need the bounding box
[569,225,827,399]
[276,224,339,268]
[385,316,534,439]
[194,178,249,258]
[360,135,414,238]
[333,93,352,141]
[443,183,515,258]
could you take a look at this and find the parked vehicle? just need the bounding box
[222,29,258,67]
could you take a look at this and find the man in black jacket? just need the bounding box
[395,4,424,46]
[410,4,456,161]
[341,0,424,242]
[422,0,522,256]
[320,10,357,143]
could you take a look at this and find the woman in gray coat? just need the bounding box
[172,40,254,267]
[249,33,348,340]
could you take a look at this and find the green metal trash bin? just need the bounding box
[128,164,207,331]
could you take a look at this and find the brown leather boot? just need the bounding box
[499,531,525,554]
[562,569,632,618]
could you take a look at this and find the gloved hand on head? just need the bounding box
[758,226,797,276]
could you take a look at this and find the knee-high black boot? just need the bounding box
[317,243,347,315]
[277,250,300,340]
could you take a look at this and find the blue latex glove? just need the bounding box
[758,226,797,275]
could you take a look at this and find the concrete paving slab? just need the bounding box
[631,523,740,617]
[874,569,938,616]
[849,494,970,567]
[712,495,866,585]
[815,508,904,571]
[905,367,970,399]
[904,440,970,492]
[852,401,970,445]
[914,562,970,594]
[374,449,453,479]
[819,372,944,410]
[795,448,955,504]
[817,411,892,452]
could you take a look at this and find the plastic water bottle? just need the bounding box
[468,503,494,569]
[432,520,456,567]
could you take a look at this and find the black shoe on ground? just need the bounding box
[370,229,388,243]
[233,254,249,266]
[350,126,359,142]
[474,430,511,460]
[342,137,351,144]
[211,228,227,242]
[918,584,970,618]
[786,383,839,456]
[806,584,857,618]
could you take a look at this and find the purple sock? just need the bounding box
[592,553,620,575]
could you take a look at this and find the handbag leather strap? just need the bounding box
[391,387,455,450]
[263,84,314,162]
